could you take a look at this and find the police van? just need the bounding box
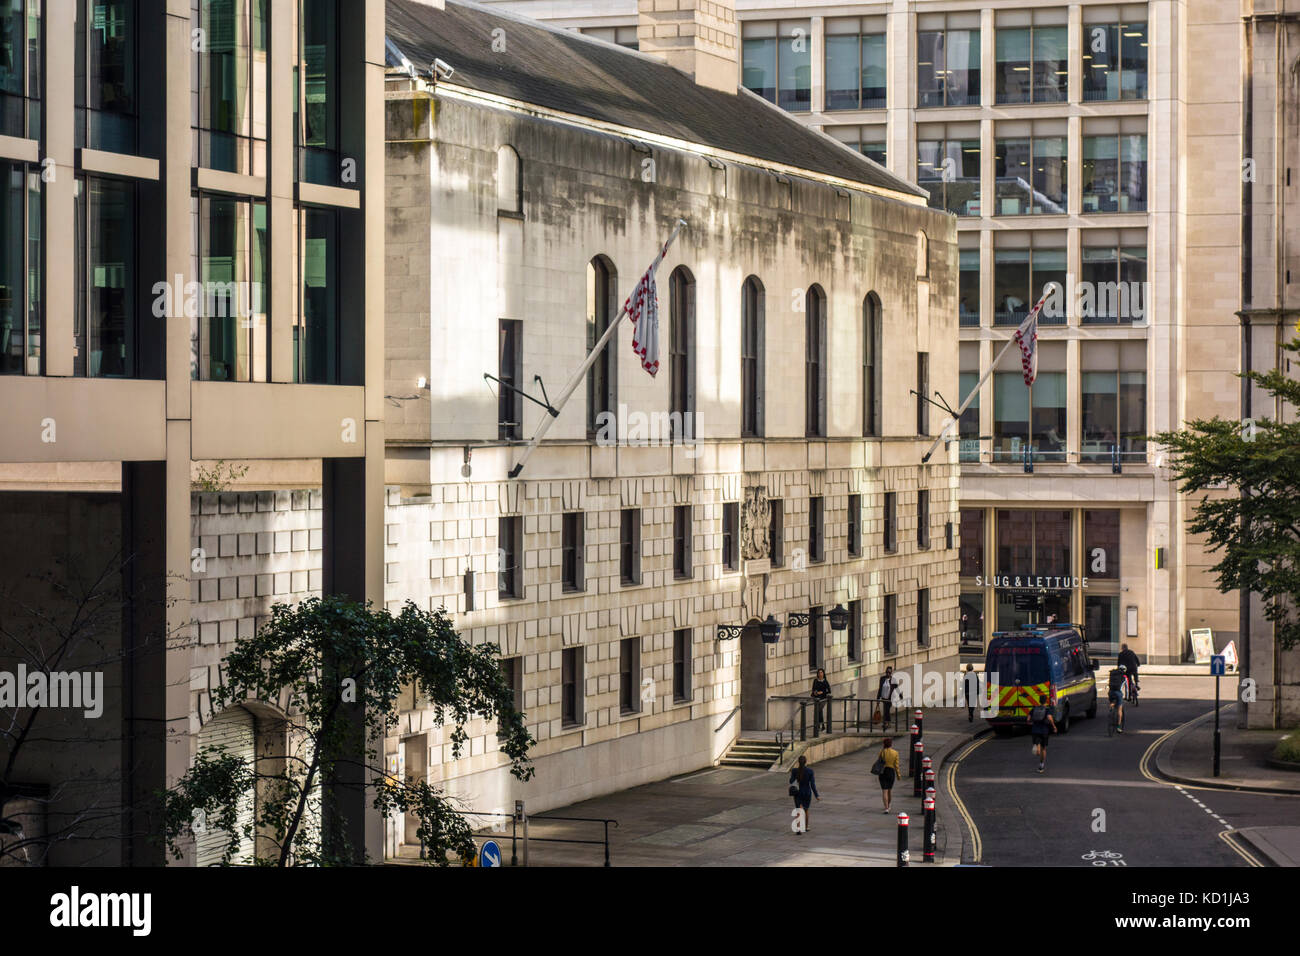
[984,624,1100,732]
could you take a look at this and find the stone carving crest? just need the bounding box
[742,485,770,560]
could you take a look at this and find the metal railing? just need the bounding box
[715,705,741,733]
[527,814,619,867]
[773,695,902,760]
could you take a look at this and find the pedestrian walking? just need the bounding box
[876,666,898,727]
[1029,698,1057,773]
[811,668,832,733]
[788,755,820,834]
[962,663,980,722]
[871,736,901,813]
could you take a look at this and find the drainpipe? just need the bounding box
[1238,13,1253,731]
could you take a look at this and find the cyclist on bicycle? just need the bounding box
[1108,665,1127,733]
[1118,644,1141,698]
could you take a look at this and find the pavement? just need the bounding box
[495,707,987,866]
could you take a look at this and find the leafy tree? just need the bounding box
[162,596,534,865]
[1155,336,1300,651]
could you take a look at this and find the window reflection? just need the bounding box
[918,24,980,107]
[0,161,38,375]
[75,177,136,378]
[918,137,980,215]
[1083,20,1147,101]
[193,0,268,176]
[76,0,137,153]
[0,0,39,140]
[741,20,811,112]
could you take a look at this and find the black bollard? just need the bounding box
[912,739,924,796]
[915,708,924,741]
[908,723,919,775]
[897,813,910,867]
[923,789,936,863]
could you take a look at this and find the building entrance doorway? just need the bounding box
[740,623,767,731]
[403,734,427,846]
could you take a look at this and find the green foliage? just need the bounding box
[193,460,250,492]
[161,596,534,865]
[1154,336,1300,651]
[1274,732,1300,764]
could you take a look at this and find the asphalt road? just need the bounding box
[948,685,1299,867]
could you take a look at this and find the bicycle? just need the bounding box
[1126,675,1139,707]
[1107,698,1124,737]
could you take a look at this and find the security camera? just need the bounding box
[431,58,454,81]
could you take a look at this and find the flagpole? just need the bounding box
[507,219,688,479]
[920,283,1057,464]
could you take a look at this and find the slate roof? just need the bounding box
[386,0,927,198]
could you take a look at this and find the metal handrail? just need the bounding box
[715,706,741,733]
[528,814,620,867]
[774,694,901,760]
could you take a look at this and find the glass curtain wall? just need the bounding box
[0,160,38,375]
[297,0,340,184]
[295,206,338,384]
[193,0,268,175]
[74,177,136,378]
[192,194,268,382]
[0,0,39,139]
[75,0,137,152]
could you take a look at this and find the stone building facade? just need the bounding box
[378,0,964,838]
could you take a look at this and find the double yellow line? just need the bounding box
[945,736,989,864]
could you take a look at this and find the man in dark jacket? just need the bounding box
[1117,644,1140,691]
[811,669,832,732]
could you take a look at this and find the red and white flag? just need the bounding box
[1014,285,1054,387]
[626,266,660,377]
[624,220,686,377]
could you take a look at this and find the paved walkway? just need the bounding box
[1156,705,1300,794]
[502,708,984,867]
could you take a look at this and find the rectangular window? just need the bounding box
[1082,341,1147,461]
[1084,510,1121,579]
[995,14,1067,105]
[498,319,522,439]
[994,235,1067,326]
[76,0,136,152]
[959,247,980,326]
[808,605,823,669]
[619,638,641,714]
[917,134,981,216]
[674,504,693,579]
[995,132,1067,215]
[741,20,811,112]
[620,508,641,585]
[769,499,784,567]
[808,496,824,563]
[0,161,40,376]
[847,600,861,662]
[884,593,897,655]
[673,629,691,702]
[993,341,1067,464]
[1081,231,1148,324]
[561,647,583,727]
[296,0,344,185]
[917,589,930,648]
[562,512,584,592]
[669,269,694,439]
[918,490,930,549]
[192,194,269,382]
[581,25,638,49]
[960,508,984,577]
[883,492,897,553]
[498,516,522,599]
[847,494,861,557]
[825,17,886,110]
[500,657,523,713]
[294,205,340,383]
[0,0,39,140]
[917,16,981,107]
[917,352,930,435]
[193,0,268,175]
[1082,118,1147,213]
[1082,18,1147,102]
[959,342,981,462]
[722,501,739,571]
[75,176,137,378]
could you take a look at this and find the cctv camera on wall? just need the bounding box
[431,58,454,81]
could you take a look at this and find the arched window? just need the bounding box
[916,230,929,278]
[805,284,827,438]
[863,293,882,437]
[496,145,521,214]
[741,276,765,437]
[669,266,696,440]
[586,255,618,437]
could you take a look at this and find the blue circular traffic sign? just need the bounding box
[479,840,502,867]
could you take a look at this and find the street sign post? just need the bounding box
[479,839,502,868]
[1210,655,1225,776]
